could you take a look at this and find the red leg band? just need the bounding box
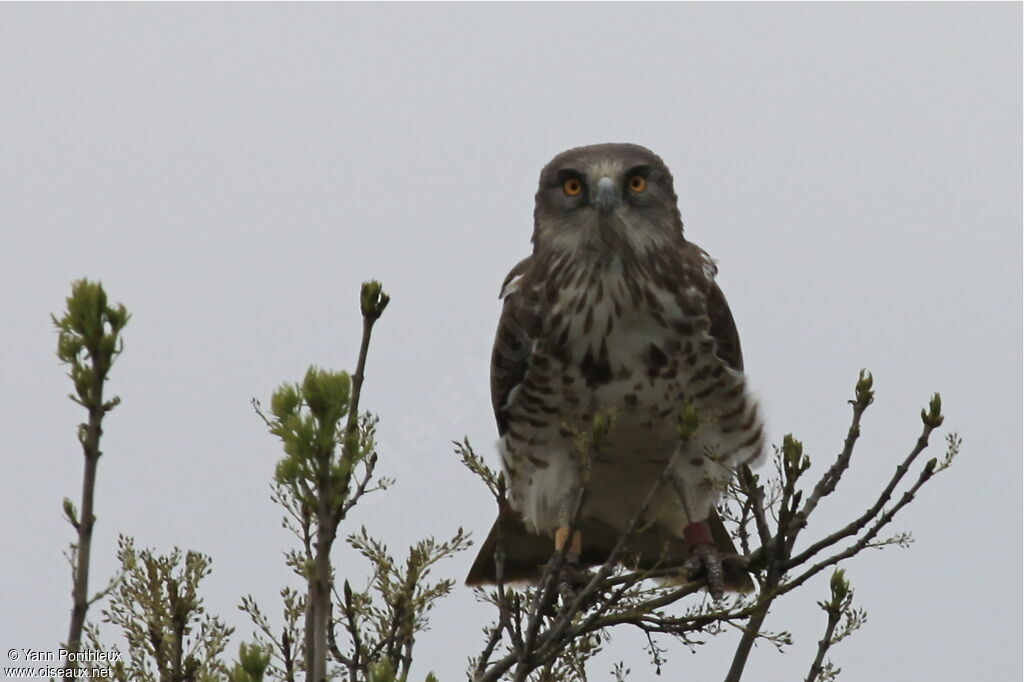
[684,521,713,547]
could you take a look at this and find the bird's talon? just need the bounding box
[685,543,726,600]
[539,555,592,614]
[555,555,591,590]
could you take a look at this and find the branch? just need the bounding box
[804,570,858,682]
[469,375,955,682]
[805,605,842,682]
[784,371,874,556]
[781,456,939,597]
[54,280,129,670]
[785,408,941,570]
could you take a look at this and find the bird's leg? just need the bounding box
[554,491,583,566]
[549,492,590,598]
[670,471,727,600]
[681,519,726,600]
[551,526,588,605]
[554,526,582,564]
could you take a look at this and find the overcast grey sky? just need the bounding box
[1,3,1020,681]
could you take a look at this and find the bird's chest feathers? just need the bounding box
[525,261,709,449]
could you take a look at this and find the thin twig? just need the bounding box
[785,377,873,555]
[785,420,938,569]
[780,459,937,597]
[804,606,842,682]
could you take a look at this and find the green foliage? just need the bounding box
[560,406,618,483]
[853,370,874,409]
[269,366,356,503]
[360,280,391,321]
[781,435,810,480]
[264,365,383,519]
[677,403,700,441]
[62,497,79,528]
[921,393,944,428]
[95,536,233,682]
[57,278,131,660]
[230,642,271,682]
[52,278,130,411]
[825,569,850,610]
[338,527,471,676]
[363,657,441,682]
[454,439,501,500]
[238,588,305,682]
[807,570,868,682]
[242,280,469,682]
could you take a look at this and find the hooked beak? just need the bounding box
[593,176,618,215]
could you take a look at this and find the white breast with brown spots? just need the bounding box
[499,254,764,538]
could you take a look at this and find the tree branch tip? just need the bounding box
[853,370,875,407]
[920,393,944,428]
[360,280,390,321]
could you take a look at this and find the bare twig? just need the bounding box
[805,604,842,682]
[784,371,874,556]
[786,415,941,570]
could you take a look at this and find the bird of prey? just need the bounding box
[465,143,764,597]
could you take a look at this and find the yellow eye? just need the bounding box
[628,175,647,193]
[563,177,583,196]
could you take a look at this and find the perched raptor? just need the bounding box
[465,143,764,596]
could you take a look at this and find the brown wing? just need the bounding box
[706,279,744,372]
[490,256,539,436]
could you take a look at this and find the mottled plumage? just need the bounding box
[467,144,763,590]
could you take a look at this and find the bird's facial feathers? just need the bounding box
[532,143,683,256]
